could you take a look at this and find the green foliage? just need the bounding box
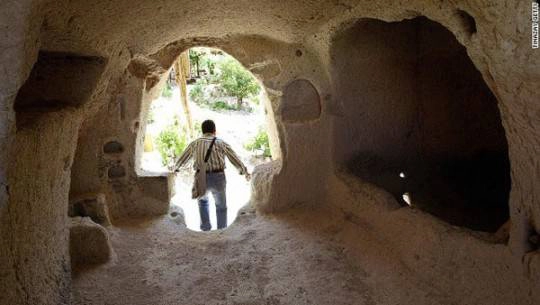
[189,83,206,104]
[186,48,261,112]
[211,100,237,111]
[162,82,173,98]
[217,59,260,106]
[189,49,202,62]
[189,81,248,112]
[155,122,188,170]
[245,129,271,158]
[200,56,216,75]
[193,120,202,137]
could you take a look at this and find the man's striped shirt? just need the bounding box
[175,134,248,174]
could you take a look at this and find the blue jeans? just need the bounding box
[198,172,227,231]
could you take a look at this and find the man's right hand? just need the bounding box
[245,173,252,182]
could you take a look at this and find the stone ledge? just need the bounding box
[69,217,113,269]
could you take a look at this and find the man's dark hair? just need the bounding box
[202,120,216,134]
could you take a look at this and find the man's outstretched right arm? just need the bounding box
[175,142,194,171]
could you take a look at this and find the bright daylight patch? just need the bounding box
[141,47,272,231]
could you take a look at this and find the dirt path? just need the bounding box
[72,207,452,305]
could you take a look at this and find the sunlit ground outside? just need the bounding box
[141,48,270,231]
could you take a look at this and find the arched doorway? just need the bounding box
[141,47,275,231]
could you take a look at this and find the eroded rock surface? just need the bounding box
[0,1,539,305]
[280,79,321,122]
[70,217,113,270]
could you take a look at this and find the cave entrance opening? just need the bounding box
[141,47,274,231]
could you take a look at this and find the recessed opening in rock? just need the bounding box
[456,9,477,36]
[108,165,126,179]
[13,51,107,128]
[332,16,510,232]
[103,141,124,154]
[140,47,275,231]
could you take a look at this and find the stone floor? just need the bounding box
[72,206,454,305]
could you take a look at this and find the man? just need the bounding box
[175,120,251,231]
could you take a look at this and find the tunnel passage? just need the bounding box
[332,16,510,232]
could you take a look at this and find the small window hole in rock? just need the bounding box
[108,165,126,179]
[527,226,540,252]
[456,9,477,37]
[103,141,124,154]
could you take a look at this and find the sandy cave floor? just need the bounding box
[72,206,456,305]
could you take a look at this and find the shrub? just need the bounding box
[210,100,236,111]
[244,129,271,158]
[162,82,173,98]
[189,82,205,105]
[155,123,188,170]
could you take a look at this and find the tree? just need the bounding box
[189,49,203,78]
[217,59,260,109]
[173,52,194,138]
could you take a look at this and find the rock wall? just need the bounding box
[69,70,173,220]
[0,0,539,304]
[327,172,539,305]
[1,107,82,305]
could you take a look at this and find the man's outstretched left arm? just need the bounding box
[223,142,248,175]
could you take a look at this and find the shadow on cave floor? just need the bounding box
[72,206,454,305]
[347,151,510,233]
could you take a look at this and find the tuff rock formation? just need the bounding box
[0,1,539,305]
